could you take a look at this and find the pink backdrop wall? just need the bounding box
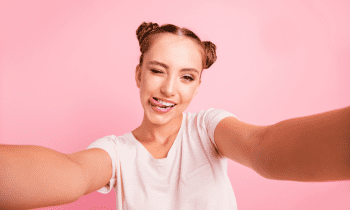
[1,0,349,209]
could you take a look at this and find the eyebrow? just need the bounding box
[148,60,200,75]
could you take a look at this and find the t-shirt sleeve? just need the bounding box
[86,135,118,194]
[204,108,238,150]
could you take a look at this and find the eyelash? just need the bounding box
[150,69,194,81]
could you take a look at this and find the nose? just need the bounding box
[160,76,177,97]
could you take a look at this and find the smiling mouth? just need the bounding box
[152,97,176,105]
[151,97,176,108]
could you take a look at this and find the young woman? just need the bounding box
[1,22,349,210]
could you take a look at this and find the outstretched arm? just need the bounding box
[255,106,350,181]
[0,145,112,210]
[214,106,350,182]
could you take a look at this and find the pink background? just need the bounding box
[1,0,349,209]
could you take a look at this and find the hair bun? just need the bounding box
[203,41,217,69]
[136,22,160,47]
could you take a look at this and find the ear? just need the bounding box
[135,65,142,88]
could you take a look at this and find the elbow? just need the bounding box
[252,126,292,181]
[69,164,90,201]
[252,147,275,180]
[251,126,276,180]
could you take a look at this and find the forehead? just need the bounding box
[144,33,203,69]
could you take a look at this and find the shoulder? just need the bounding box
[187,108,237,132]
[86,133,134,150]
[183,108,238,146]
[86,135,118,149]
[187,108,237,121]
[193,108,237,118]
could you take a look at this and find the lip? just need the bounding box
[151,97,177,105]
[150,102,175,113]
[149,97,176,114]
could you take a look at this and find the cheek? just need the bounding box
[140,76,159,97]
[143,79,156,91]
[179,86,197,103]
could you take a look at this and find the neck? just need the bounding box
[133,113,183,145]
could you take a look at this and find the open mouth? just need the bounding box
[151,97,176,109]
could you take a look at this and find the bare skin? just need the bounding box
[0,32,349,210]
[132,33,202,158]
[101,33,203,205]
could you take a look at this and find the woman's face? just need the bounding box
[136,33,203,126]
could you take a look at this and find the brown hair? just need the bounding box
[136,22,217,70]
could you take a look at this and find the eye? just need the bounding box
[151,69,163,74]
[183,75,194,81]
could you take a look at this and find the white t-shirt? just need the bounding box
[87,108,238,210]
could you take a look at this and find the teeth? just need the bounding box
[158,106,170,110]
[155,98,174,106]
